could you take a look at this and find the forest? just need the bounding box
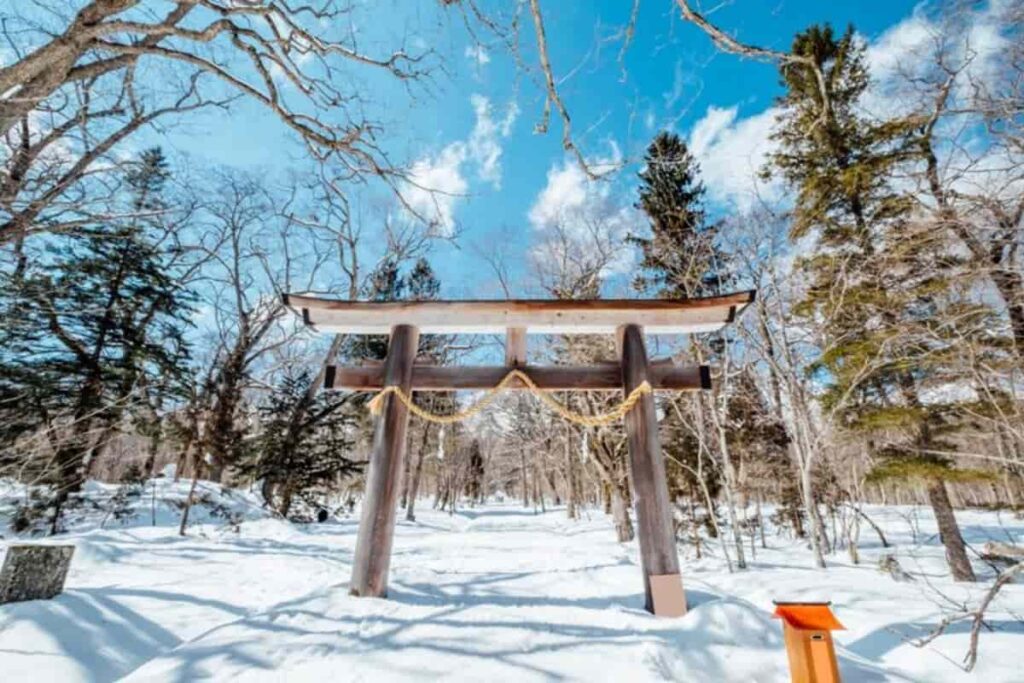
[1,1,1023,680]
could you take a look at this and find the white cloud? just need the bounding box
[959,8,1011,93]
[663,59,686,109]
[468,94,518,188]
[464,45,491,67]
[528,142,624,230]
[405,144,470,234]
[643,110,656,131]
[528,159,592,230]
[861,3,1009,117]
[858,2,1017,202]
[859,12,939,118]
[864,13,935,83]
[688,105,738,159]
[403,95,517,233]
[527,147,637,278]
[688,105,780,210]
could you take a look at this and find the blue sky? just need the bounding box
[146,0,932,299]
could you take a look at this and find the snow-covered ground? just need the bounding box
[1,479,1023,682]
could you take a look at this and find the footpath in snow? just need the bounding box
[1,479,1023,681]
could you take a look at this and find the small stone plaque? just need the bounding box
[0,544,75,604]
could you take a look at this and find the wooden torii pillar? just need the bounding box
[286,292,754,616]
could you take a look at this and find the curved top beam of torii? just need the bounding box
[284,290,756,336]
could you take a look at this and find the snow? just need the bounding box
[1,480,1023,681]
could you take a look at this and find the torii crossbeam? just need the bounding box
[285,290,755,617]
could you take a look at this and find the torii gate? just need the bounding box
[285,291,754,617]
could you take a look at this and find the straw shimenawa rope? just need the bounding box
[367,369,652,427]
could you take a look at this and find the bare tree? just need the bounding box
[529,212,639,540]
[184,169,333,482]
[1,59,228,246]
[912,5,1024,356]
[0,1,430,157]
[0,1,444,249]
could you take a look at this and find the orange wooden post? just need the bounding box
[772,602,845,683]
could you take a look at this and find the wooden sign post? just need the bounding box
[773,601,845,683]
[286,291,754,614]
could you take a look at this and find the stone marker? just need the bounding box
[0,544,75,604]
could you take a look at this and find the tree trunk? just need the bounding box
[801,452,827,568]
[278,484,295,518]
[400,432,413,510]
[611,480,634,542]
[564,426,577,519]
[520,448,529,507]
[260,478,276,510]
[405,424,432,522]
[687,493,703,559]
[179,448,201,537]
[927,480,976,582]
[141,416,163,478]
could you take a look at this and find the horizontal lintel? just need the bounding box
[325,364,711,392]
[286,291,755,335]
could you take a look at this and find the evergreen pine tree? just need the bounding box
[722,370,795,535]
[346,258,404,362]
[768,24,986,580]
[0,147,194,531]
[629,131,731,544]
[345,257,448,371]
[406,258,441,301]
[405,257,448,359]
[629,131,722,298]
[236,370,361,518]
